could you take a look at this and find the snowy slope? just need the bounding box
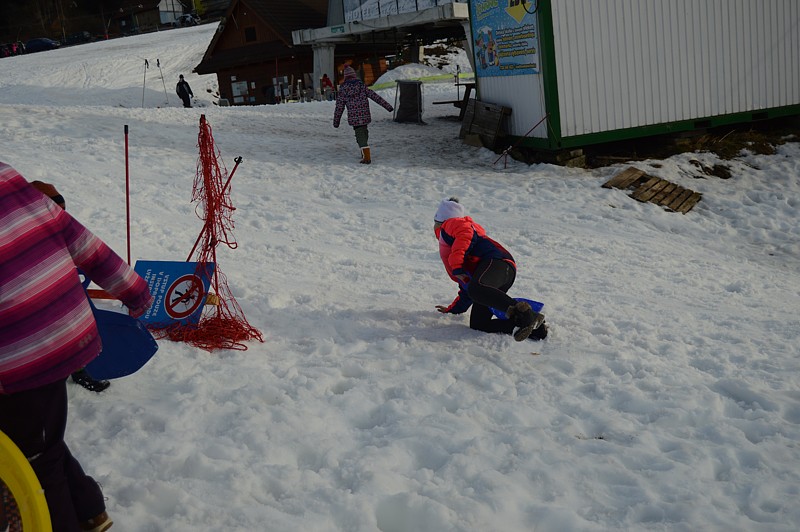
[1,23,799,532]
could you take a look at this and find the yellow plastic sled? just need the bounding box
[0,430,51,531]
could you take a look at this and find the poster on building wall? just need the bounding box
[231,80,248,104]
[470,0,540,77]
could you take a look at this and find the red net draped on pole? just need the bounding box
[154,114,263,351]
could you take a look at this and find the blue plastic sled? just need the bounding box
[81,279,159,380]
[490,298,544,320]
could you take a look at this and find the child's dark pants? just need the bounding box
[467,258,518,334]
[0,378,106,531]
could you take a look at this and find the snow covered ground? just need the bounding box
[1,24,799,532]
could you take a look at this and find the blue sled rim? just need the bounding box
[490,298,544,320]
[84,307,159,380]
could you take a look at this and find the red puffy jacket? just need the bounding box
[436,216,515,313]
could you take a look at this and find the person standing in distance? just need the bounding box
[176,74,194,108]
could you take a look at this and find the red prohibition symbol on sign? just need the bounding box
[164,274,205,319]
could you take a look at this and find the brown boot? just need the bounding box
[80,511,113,532]
[360,146,371,164]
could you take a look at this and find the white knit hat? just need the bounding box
[434,197,466,222]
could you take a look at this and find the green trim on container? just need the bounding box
[536,0,561,149]
[511,104,800,150]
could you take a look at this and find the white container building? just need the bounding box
[469,0,800,150]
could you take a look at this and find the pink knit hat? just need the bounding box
[343,65,357,80]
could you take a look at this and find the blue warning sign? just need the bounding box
[134,260,215,326]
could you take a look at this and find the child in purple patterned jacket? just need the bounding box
[333,65,394,164]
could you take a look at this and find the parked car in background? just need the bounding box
[25,37,60,53]
[174,14,200,27]
[64,31,93,46]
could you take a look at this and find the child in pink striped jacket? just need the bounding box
[0,161,153,531]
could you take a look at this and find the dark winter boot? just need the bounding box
[506,301,545,342]
[528,322,549,340]
[71,369,110,393]
[360,146,371,164]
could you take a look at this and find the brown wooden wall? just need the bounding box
[216,2,283,50]
[217,57,315,105]
[218,56,392,106]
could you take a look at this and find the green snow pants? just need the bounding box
[353,125,369,148]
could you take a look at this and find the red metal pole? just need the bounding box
[125,124,131,265]
[493,113,550,168]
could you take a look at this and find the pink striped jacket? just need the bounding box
[0,162,152,394]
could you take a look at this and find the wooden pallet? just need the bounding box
[602,167,702,213]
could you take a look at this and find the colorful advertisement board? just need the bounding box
[470,1,540,77]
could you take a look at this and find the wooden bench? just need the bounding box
[433,82,475,120]
[459,99,512,149]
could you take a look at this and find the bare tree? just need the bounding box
[29,0,59,36]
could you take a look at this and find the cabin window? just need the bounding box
[244,27,256,42]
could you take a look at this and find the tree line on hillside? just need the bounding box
[0,1,227,44]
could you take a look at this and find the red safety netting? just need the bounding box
[150,115,263,351]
